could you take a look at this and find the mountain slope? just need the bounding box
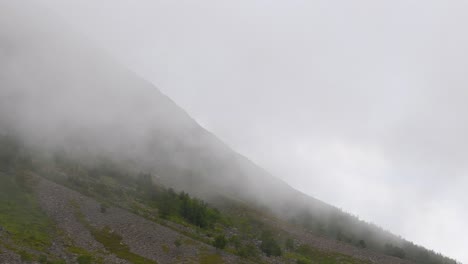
[0,2,458,264]
[0,0,320,226]
[0,146,405,264]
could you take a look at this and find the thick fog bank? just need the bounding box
[0,1,304,214]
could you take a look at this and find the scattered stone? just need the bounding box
[35,177,242,264]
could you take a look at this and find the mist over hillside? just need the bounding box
[1,0,311,222]
[0,1,460,264]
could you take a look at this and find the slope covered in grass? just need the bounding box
[0,172,53,252]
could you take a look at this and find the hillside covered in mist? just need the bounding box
[0,2,459,264]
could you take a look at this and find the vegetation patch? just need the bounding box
[259,231,282,257]
[18,249,34,261]
[161,244,169,253]
[67,246,103,264]
[198,252,225,264]
[285,244,371,264]
[0,172,54,251]
[212,234,227,249]
[90,226,157,264]
[76,254,93,264]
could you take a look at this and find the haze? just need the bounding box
[9,0,468,263]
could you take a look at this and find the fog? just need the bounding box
[0,0,301,215]
[2,0,467,263]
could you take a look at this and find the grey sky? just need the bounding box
[35,0,467,262]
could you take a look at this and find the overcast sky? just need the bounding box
[35,0,466,262]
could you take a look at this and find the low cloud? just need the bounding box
[15,0,468,262]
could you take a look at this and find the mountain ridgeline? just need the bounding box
[0,2,458,264]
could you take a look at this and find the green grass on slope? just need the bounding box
[91,226,157,264]
[67,245,104,264]
[284,244,371,264]
[0,173,53,251]
[198,252,225,264]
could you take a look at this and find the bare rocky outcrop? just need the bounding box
[0,246,23,264]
